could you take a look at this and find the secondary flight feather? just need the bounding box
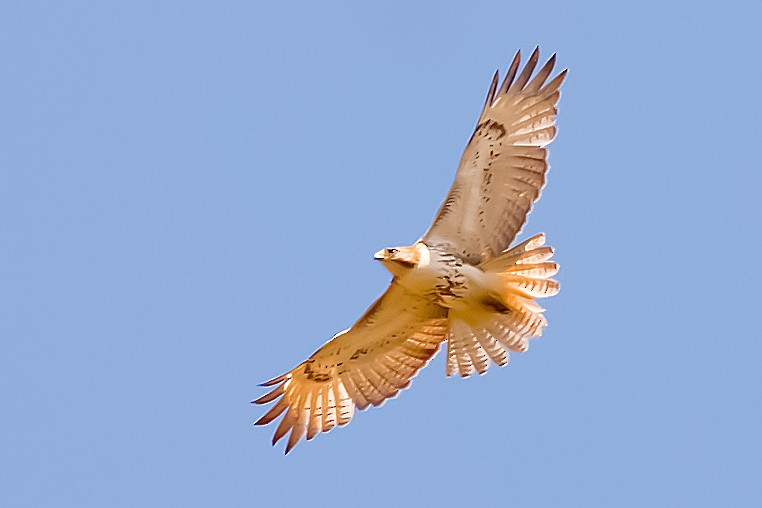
[254,48,566,453]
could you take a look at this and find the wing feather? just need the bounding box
[510,46,540,91]
[254,397,288,426]
[341,374,370,411]
[306,389,323,440]
[499,50,522,94]
[525,53,556,93]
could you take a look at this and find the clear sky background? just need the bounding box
[2,1,761,506]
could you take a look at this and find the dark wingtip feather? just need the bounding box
[272,411,293,445]
[486,69,499,105]
[259,373,287,387]
[479,69,500,118]
[254,415,269,426]
[526,53,558,93]
[255,399,288,426]
[253,384,285,405]
[285,426,305,454]
[511,47,541,91]
[500,50,522,94]
[542,68,568,95]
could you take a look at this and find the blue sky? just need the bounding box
[2,1,761,506]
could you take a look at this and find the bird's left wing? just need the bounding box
[253,282,447,453]
[423,48,566,263]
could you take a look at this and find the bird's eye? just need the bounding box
[387,248,397,254]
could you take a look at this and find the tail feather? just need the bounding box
[446,320,488,376]
[479,332,509,367]
[446,233,558,377]
[503,261,559,278]
[446,317,508,377]
[502,275,559,298]
[480,233,552,272]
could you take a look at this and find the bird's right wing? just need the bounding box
[253,282,447,453]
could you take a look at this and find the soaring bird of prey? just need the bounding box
[254,48,566,453]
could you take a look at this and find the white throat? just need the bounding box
[415,243,431,268]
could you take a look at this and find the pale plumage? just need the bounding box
[424,48,565,263]
[255,48,566,453]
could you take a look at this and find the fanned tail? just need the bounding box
[446,233,558,377]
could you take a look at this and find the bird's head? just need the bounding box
[373,244,423,277]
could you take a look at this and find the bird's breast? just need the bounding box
[398,248,485,308]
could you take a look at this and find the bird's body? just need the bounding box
[255,48,566,453]
[387,243,497,314]
[379,243,473,305]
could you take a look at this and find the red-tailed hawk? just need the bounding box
[255,48,566,453]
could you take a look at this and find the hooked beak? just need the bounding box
[373,249,385,261]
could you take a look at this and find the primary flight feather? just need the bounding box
[254,48,566,454]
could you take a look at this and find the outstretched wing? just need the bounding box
[253,282,447,453]
[424,48,566,263]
